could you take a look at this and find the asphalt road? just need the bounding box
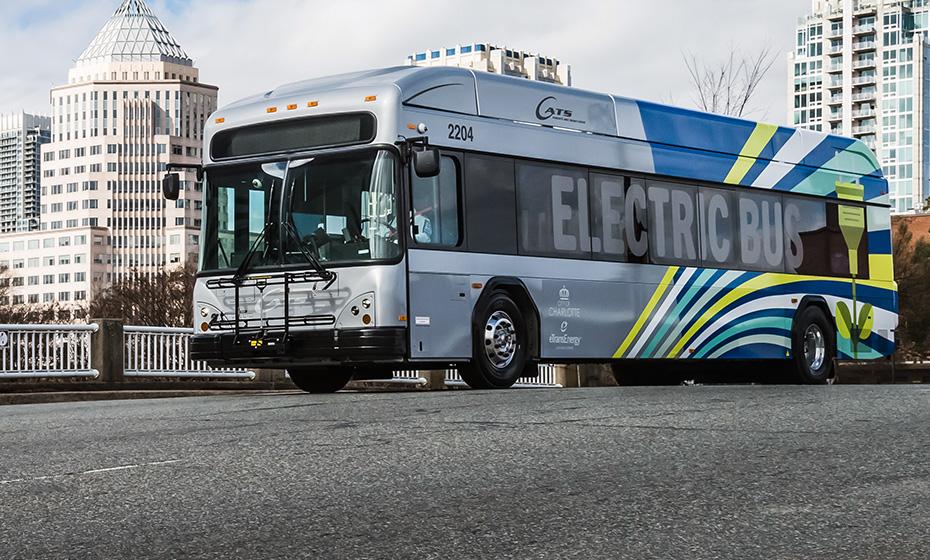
[1,385,928,559]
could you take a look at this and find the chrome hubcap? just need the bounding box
[484,310,517,369]
[803,324,826,371]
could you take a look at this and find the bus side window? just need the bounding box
[464,154,517,254]
[410,156,461,246]
[516,162,591,258]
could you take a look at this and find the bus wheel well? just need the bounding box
[477,278,540,361]
[796,296,832,326]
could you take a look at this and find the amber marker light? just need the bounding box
[362,314,372,325]
[398,315,408,322]
[307,101,319,107]
[215,117,225,124]
[287,104,298,111]
[364,95,377,102]
[266,107,277,113]
[471,282,483,289]
[200,322,210,332]
[407,123,417,130]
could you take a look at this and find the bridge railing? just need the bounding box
[0,324,100,379]
[390,364,562,388]
[1,320,563,389]
[123,326,255,380]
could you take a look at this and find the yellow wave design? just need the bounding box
[613,266,679,358]
[665,273,894,359]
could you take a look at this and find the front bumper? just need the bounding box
[190,327,407,367]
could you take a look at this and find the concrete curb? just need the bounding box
[0,390,296,406]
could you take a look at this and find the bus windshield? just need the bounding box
[200,149,400,273]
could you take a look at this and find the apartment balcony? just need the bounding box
[828,79,844,90]
[827,63,844,73]
[829,44,845,54]
[828,94,844,106]
[828,111,843,121]
[852,91,876,102]
[852,41,876,51]
[852,74,877,85]
[853,24,876,35]
[828,26,844,38]
[852,108,875,118]
[853,57,876,69]
[852,124,876,135]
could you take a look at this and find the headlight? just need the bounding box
[200,306,210,317]
[361,298,372,309]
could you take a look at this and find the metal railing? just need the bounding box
[389,364,562,388]
[0,324,99,379]
[123,326,255,380]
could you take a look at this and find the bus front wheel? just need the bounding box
[790,306,836,384]
[459,291,528,389]
[288,368,354,393]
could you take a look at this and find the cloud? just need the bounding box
[1,0,810,124]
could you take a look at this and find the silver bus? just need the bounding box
[164,66,897,392]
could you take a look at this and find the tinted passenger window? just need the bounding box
[737,191,784,272]
[646,181,699,266]
[783,197,829,275]
[516,163,590,258]
[591,173,628,262]
[465,155,517,254]
[411,156,460,246]
[826,202,869,278]
[699,188,739,268]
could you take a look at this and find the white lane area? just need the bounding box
[0,459,182,485]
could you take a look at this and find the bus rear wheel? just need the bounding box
[288,368,354,393]
[459,291,527,389]
[790,306,836,384]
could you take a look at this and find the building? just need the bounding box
[0,112,51,233]
[406,43,571,85]
[789,0,930,213]
[0,0,217,307]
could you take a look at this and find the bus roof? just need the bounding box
[216,66,887,203]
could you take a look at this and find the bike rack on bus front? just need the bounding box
[204,270,337,353]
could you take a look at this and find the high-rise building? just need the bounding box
[0,0,218,307]
[789,0,930,213]
[0,112,51,233]
[406,43,571,85]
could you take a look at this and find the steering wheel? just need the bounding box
[361,216,397,240]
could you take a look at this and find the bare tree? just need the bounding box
[683,45,778,118]
[892,220,930,360]
[90,265,196,327]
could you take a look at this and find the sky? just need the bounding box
[0,0,811,125]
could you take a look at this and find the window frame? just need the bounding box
[406,150,467,251]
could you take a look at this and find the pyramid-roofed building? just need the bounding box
[77,0,192,66]
[0,0,219,307]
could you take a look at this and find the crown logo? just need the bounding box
[559,286,570,300]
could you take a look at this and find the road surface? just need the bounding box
[1,385,928,559]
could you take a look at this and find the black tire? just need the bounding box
[288,368,354,393]
[790,306,836,384]
[459,291,528,389]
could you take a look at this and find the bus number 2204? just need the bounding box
[448,123,474,142]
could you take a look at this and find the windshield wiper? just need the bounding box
[232,221,273,282]
[282,221,336,285]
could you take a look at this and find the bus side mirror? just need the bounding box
[413,148,440,178]
[162,173,180,200]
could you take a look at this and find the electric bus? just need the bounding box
[163,66,897,392]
